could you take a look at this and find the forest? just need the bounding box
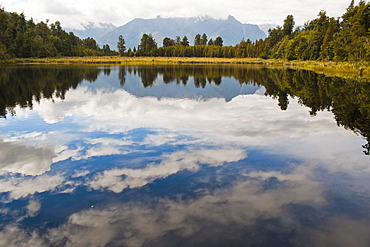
[1,0,369,62]
[0,7,117,59]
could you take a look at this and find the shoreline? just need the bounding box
[2,56,369,79]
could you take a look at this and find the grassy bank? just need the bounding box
[282,60,370,79]
[1,56,267,65]
[2,56,370,78]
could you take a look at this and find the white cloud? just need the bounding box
[9,166,327,247]
[1,0,352,29]
[8,81,367,176]
[0,174,64,200]
[0,138,56,175]
[89,148,246,192]
[27,200,41,217]
[52,136,135,163]
[0,225,46,247]
[71,170,90,178]
[1,164,369,246]
[33,86,342,140]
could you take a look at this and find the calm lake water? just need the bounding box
[0,65,369,247]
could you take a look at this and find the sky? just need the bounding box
[1,0,354,30]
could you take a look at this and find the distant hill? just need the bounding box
[97,15,266,50]
[66,22,117,40]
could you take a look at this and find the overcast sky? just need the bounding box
[1,0,353,29]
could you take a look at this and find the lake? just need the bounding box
[0,64,369,247]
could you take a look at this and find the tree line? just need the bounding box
[259,0,370,61]
[118,1,370,61]
[1,1,370,62]
[117,33,228,57]
[2,64,369,154]
[0,6,117,59]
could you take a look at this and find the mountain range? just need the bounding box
[66,22,117,40]
[69,16,269,50]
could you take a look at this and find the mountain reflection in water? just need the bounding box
[0,65,369,247]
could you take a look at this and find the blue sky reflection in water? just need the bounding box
[0,65,369,247]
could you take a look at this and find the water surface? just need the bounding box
[0,65,369,247]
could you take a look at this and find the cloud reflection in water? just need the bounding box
[0,66,369,247]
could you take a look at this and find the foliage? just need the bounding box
[123,1,370,62]
[3,1,370,63]
[2,64,369,154]
[117,35,126,56]
[0,6,116,59]
[137,33,158,56]
[0,65,101,116]
[257,1,370,62]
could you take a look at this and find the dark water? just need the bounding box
[0,65,369,247]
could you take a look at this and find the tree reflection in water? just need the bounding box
[1,64,369,246]
[1,64,369,154]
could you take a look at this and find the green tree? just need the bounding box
[319,17,340,60]
[127,48,133,57]
[214,36,223,46]
[208,38,214,46]
[181,36,189,46]
[138,33,157,56]
[0,42,8,59]
[235,39,247,58]
[194,34,201,45]
[83,37,99,50]
[117,35,126,56]
[200,33,208,45]
[264,26,284,57]
[332,1,370,61]
[347,0,355,12]
[0,6,107,58]
[175,36,181,46]
[103,44,112,55]
[163,37,175,47]
[282,15,295,36]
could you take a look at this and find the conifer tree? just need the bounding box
[208,38,214,46]
[200,33,208,45]
[282,15,295,36]
[194,34,201,45]
[214,36,223,46]
[117,35,126,56]
[181,36,189,46]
